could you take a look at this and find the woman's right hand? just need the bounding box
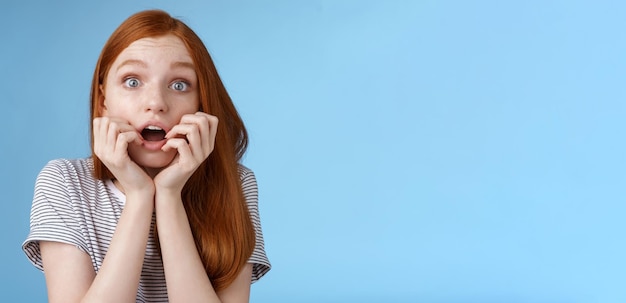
[93,117,155,197]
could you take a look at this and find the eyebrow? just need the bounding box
[116,59,147,72]
[170,61,195,71]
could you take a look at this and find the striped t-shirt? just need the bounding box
[23,158,271,302]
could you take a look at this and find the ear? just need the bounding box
[99,84,108,115]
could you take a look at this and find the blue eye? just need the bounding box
[171,81,189,92]
[124,77,140,88]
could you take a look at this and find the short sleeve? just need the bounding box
[240,168,271,283]
[22,160,89,271]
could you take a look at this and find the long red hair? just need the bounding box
[89,10,255,291]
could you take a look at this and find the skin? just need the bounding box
[39,34,253,303]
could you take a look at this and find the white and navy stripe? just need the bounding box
[23,158,270,302]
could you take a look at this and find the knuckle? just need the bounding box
[110,122,119,131]
[117,133,128,141]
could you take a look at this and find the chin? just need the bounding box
[131,151,177,170]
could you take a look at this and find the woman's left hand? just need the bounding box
[154,112,218,194]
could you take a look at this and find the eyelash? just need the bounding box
[121,77,191,92]
[123,77,141,88]
[170,80,191,92]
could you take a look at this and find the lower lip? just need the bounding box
[142,140,167,151]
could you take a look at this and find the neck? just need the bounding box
[144,166,162,179]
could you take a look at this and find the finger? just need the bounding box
[167,124,203,160]
[94,117,140,162]
[195,112,218,150]
[115,131,141,157]
[162,138,194,166]
[182,112,217,155]
[205,114,218,154]
[106,118,137,137]
[105,118,140,147]
[181,113,210,141]
[96,117,114,157]
[92,118,103,155]
[189,112,219,156]
[106,118,119,149]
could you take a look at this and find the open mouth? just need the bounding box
[141,125,166,142]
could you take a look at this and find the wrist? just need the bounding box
[124,186,156,207]
[155,188,183,206]
[112,178,155,197]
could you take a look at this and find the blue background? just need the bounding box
[1,0,625,302]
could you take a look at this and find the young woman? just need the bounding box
[22,10,270,303]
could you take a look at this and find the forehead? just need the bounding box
[114,35,193,65]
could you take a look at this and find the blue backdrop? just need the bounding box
[1,0,625,302]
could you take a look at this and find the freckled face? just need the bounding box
[101,34,199,170]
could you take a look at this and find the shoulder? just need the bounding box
[237,165,258,197]
[39,158,94,178]
[237,164,255,180]
[236,165,272,281]
[36,157,98,196]
[23,158,98,270]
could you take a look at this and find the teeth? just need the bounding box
[145,125,163,130]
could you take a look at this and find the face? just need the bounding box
[101,34,199,171]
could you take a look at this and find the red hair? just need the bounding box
[89,10,255,291]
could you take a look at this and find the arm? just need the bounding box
[40,191,154,303]
[37,117,157,302]
[155,192,252,303]
[39,241,95,302]
[154,113,252,302]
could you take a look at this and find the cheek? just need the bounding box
[102,89,134,116]
[188,93,201,112]
[173,95,201,114]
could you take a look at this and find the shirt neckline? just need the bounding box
[105,179,126,205]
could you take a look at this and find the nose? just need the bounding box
[145,86,168,113]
